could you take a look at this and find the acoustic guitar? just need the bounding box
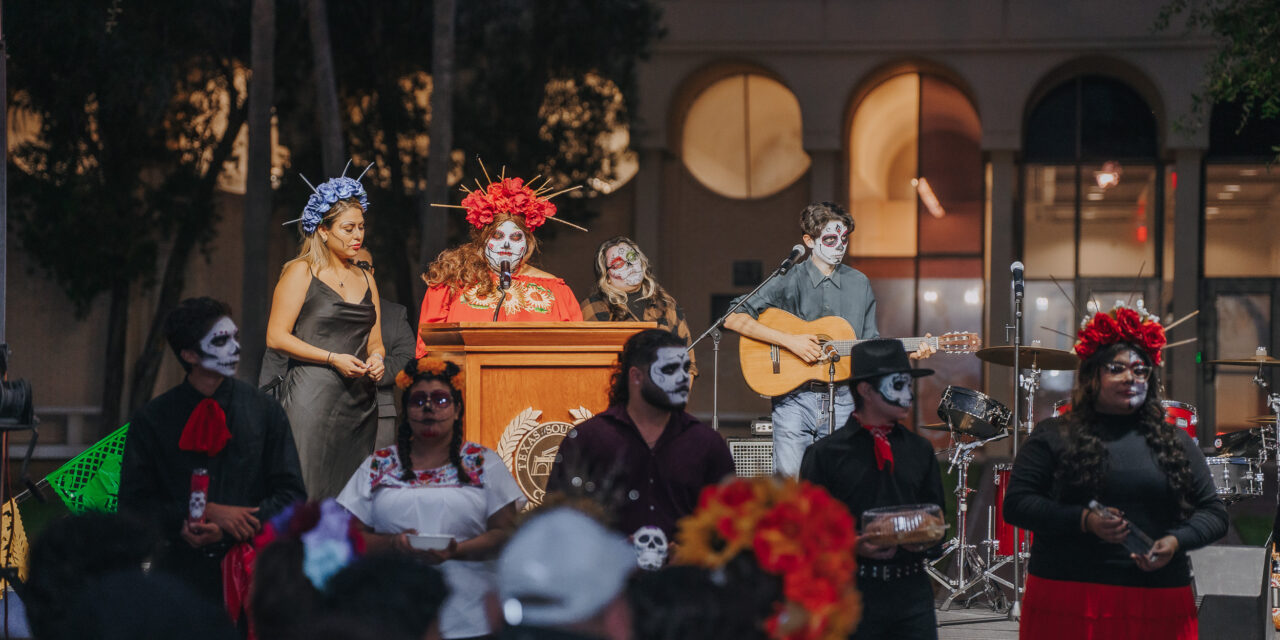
[738,308,982,396]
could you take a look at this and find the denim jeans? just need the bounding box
[771,386,855,476]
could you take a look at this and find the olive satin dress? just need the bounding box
[277,274,378,499]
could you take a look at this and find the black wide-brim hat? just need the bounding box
[849,338,934,382]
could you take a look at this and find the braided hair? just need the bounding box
[395,357,472,485]
[1055,342,1195,516]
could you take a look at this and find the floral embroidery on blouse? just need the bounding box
[367,442,486,490]
[460,280,555,314]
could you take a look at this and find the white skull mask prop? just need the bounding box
[633,526,669,571]
[198,317,240,377]
[606,244,644,290]
[809,221,849,267]
[875,372,914,409]
[645,346,691,409]
[189,491,207,521]
[484,220,528,273]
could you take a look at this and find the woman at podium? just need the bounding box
[417,173,582,357]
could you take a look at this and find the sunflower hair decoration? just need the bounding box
[395,356,464,393]
[675,476,861,640]
[1075,301,1167,365]
[429,159,588,233]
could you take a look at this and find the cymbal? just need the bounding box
[1246,415,1278,424]
[1206,355,1280,367]
[975,346,1079,370]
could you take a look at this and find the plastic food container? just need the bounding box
[860,504,946,546]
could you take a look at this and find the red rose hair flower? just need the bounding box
[1074,302,1166,365]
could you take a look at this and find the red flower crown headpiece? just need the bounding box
[431,161,586,233]
[1074,302,1167,365]
[674,477,861,640]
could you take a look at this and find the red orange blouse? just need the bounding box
[415,273,583,356]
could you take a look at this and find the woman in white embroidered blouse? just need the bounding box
[338,356,524,640]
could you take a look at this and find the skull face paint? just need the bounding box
[640,346,692,410]
[484,220,528,272]
[198,316,240,377]
[632,525,669,571]
[606,244,643,290]
[875,372,914,409]
[808,221,849,266]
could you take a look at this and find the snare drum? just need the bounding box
[1162,401,1198,443]
[937,386,1012,439]
[992,464,1032,557]
[1205,457,1263,504]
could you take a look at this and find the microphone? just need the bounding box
[1010,261,1024,297]
[500,261,512,291]
[779,245,805,274]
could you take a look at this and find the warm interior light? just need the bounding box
[1094,160,1122,189]
[915,177,946,218]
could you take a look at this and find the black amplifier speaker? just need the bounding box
[727,438,773,477]
[1188,545,1269,640]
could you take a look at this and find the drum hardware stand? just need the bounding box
[689,254,798,431]
[928,435,1010,617]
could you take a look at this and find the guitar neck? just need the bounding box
[830,336,932,357]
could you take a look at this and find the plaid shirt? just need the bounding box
[580,290,698,375]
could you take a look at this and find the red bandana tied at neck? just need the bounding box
[863,424,894,472]
[179,398,232,456]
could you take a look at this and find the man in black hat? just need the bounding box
[800,338,944,640]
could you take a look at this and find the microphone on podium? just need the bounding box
[500,261,512,291]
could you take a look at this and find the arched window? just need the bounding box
[847,72,984,435]
[681,73,810,199]
[1020,75,1162,420]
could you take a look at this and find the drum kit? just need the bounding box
[922,345,1280,614]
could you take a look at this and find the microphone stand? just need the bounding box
[1009,274,1025,620]
[689,260,796,431]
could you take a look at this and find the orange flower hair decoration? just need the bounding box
[1075,301,1167,365]
[674,477,861,640]
[395,356,464,393]
[429,160,588,232]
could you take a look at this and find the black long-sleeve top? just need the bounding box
[799,417,947,567]
[120,377,307,553]
[1003,414,1228,588]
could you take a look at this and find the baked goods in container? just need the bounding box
[860,504,946,546]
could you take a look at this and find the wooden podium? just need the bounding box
[418,321,654,504]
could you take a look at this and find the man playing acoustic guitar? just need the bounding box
[725,201,930,476]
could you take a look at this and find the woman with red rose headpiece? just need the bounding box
[1004,303,1225,640]
[416,176,582,356]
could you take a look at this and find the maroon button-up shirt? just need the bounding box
[545,405,735,538]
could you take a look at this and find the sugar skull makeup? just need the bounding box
[485,220,528,272]
[198,316,240,377]
[809,221,849,266]
[875,372,913,409]
[642,346,692,410]
[606,244,643,289]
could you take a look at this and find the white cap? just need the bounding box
[497,508,636,627]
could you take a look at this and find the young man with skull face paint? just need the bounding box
[416,175,583,356]
[726,202,930,477]
[120,297,306,607]
[580,237,698,376]
[800,339,945,640]
[546,329,733,559]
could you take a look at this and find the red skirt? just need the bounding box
[1019,574,1197,640]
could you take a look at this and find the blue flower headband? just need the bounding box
[283,160,373,235]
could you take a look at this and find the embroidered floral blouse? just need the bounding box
[337,442,525,639]
[416,273,583,356]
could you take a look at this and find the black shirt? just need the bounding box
[120,377,306,559]
[545,405,735,538]
[799,416,946,567]
[1003,414,1228,588]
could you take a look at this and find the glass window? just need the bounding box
[849,74,919,257]
[1024,281,1079,423]
[1079,163,1157,277]
[916,258,984,433]
[681,73,810,199]
[1023,164,1077,278]
[1213,294,1272,431]
[1204,164,1280,277]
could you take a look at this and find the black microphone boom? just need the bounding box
[778,245,805,275]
